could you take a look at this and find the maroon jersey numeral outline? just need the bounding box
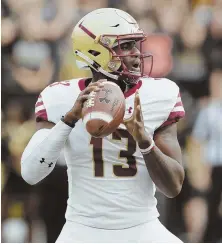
[49,81,70,87]
[90,129,137,177]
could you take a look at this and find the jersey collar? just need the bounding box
[78,78,142,98]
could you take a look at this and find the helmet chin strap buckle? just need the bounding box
[108,61,119,71]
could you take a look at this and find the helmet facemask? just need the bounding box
[102,34,154,85]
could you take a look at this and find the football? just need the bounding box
[82,81,125,138]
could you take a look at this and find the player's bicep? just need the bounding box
[154,123,182,165]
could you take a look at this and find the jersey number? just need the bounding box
[90,129,137,177]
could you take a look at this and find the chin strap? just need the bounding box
[75,50,119,80]
[74,50,140,85]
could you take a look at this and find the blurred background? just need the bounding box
[1,0,222,242]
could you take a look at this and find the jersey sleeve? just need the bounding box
[35,95,48,121]
[34,80,80,124]
[141,78,185,135]
[159,92,185,129]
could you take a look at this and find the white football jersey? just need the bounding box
[35,77,185,229]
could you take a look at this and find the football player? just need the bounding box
[21,8,185,242]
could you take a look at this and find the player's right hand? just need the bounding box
[63,80,105,124]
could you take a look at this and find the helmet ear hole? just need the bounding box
[88,50,100,57]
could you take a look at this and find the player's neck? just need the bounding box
[91,72,109,83]
[91,73,128,93]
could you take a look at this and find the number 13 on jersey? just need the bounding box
[90,129,138,177]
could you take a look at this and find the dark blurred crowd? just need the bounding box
[1,0,222,243]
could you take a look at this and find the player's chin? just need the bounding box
[109,66,141,89]
[130,65,141,74]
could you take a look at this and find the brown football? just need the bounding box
[82,81,125,138]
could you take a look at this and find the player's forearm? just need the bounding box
[21,120,72,185]
[140,143,184,198]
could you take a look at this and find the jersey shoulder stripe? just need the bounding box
[35,95,47,121]
[160,92,185,128]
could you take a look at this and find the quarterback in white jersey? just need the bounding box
[21,8,185,243]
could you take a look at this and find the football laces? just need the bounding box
[85,91,96,108]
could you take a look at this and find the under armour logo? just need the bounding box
[40,158,53,168]
[40,158,45,164]
[127,107,133,114]
[99,89,112,104]
[48,162,53,167]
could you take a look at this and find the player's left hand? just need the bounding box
[123,91,152,146]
